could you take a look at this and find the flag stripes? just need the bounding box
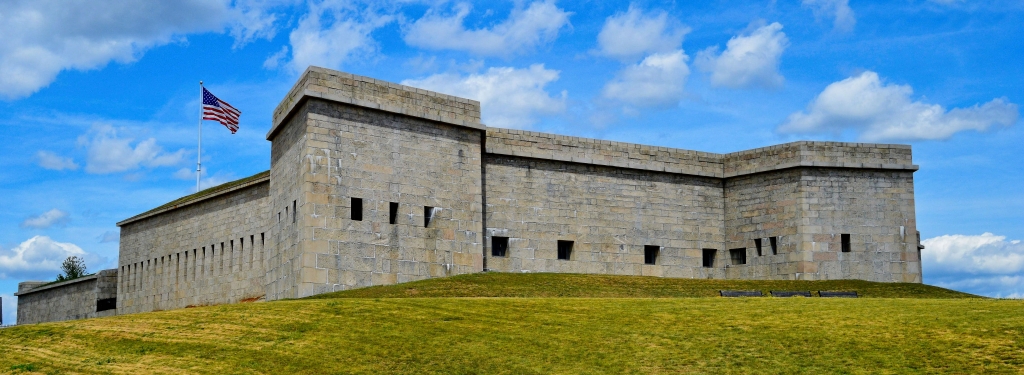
[201,87,241,133]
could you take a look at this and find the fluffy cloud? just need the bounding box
[36,151,79,171]
[923,233,1024,298]
[695,22,788,89]
[78,125,187,174]
[601,50,690,109]
[173,167,233,190]
[0,236,102,280]
[402,65,566,129]
[279,2,393,73]
[20,209,70,229]
[403,1,571,57]
[98,230,120,243]
[778,71,1019,141]
[227,0,289,48]
[802,0,855,32]
[0,0,238,99]
[596,6,689,61]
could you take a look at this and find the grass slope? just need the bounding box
[2,274,1019,374]
[314,272,978,299]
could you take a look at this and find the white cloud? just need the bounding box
[601,50,690,109]
[173,167,232,191]
[923,233,1024,298]
[0,0,236,99]
[20,209,70,229]
[0,236,102,280]
[695,22,789,89]
[98,230,120,243]
[403,1,571,57]
[778,71,1019,141]
[36,151,79,171]
[802,0,855,32]
[228,0,291,48]
[596,6,689,61]
[78,124,187,174]
[402,65,566,129]
[281,2,393,73]
[174,167,198,180]
[263,46,289,69]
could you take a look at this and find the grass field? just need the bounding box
[2,273,1021,374]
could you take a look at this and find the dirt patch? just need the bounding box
[239,295,266,303]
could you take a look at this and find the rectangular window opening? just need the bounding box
[644,245,660,265]
[769,236,778,255]
[841,234,851,253]
[351,197,363,221]
[424,206,435,227]
[389,202,399,224]
[754,238,763,257]
[702,249,717,268]
[292,200,297,223]
[729,248,747,265]
[557,240,573,260]
[492,236,509,257]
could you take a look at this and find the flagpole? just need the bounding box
[197,81,203,193]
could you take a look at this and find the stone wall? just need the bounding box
[15,269,117,325]
[486,128,723,178]
[483,155,725,278]
[792,169,921,282]
[265,101,308,301]
[722,141,917,177]
[269,66,482,141]
[723,169,803,279]
[278,98,484,297]
[116,176,271,314]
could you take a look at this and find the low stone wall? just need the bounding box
[14,269,118,325]
[117,174,270,314]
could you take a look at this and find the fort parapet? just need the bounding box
[15,66,923,324]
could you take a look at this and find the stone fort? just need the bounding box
[15,66,923,323]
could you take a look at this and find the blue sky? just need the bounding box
[1,0,1022,324]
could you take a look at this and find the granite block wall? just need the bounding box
[486,127,723,178]
[722,141,916,177]
[283,98,484,297]
[483,155,725,278]
[270,66,482,137]
[15,269,118,325]
[265,102,308,300]
[117,178,270,314]
[723,169,803,279]
[791,168,922,282]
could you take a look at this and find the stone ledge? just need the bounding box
[486,127,917,179]
[268,66,484,140]
[722,161,919,178]
[117,171,270,227]
[15,274,98,296]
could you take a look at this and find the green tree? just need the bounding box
[56,256,87,282]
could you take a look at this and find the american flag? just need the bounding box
[202,87,240,133]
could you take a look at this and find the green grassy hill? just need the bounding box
[3,273,1021,374]
[314,272,977,299]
